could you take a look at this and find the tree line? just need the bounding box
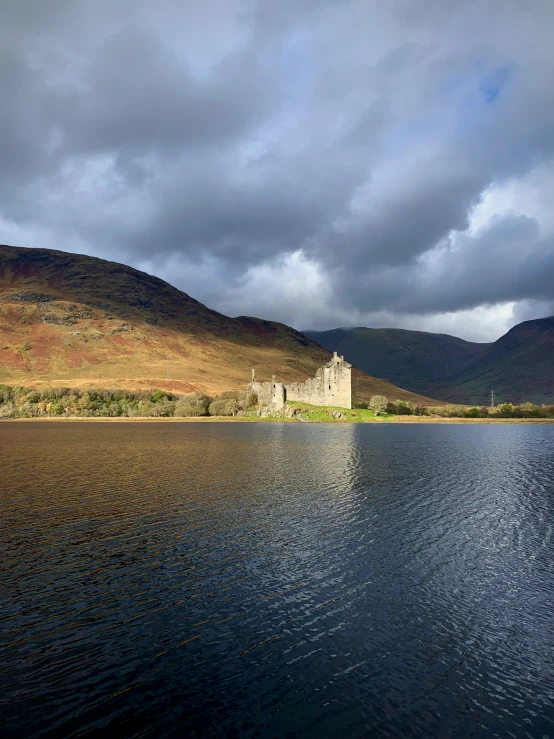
[1,384,552,419]
[368,395,554,418]
[0,385,258,418]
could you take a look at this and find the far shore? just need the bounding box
[3,416,554,424]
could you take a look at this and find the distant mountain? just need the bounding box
[0,244,436,405]
[433,317,554,405]
[304,321,554,405]
[304,327,489,395]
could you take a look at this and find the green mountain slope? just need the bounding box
[305,321,554,405]
[304,327,489,394]
[433,317,554,404]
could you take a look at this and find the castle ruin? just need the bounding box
[248,352,352,411]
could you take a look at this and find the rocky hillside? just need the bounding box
[0,245,436,405]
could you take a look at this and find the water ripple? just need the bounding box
[1,422,554,738]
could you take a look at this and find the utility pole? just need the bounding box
[490,389,495,408]
[165,359,171,381]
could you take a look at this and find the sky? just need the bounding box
[1,0,554,342]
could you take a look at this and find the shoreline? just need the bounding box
[2,416,554,424]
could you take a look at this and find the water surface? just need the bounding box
[1,422,554,737]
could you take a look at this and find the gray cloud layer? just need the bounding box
[1,0,554,341]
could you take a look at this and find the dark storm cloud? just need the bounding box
[332,215,554,315]
[65,28,277,157]
[1,0,554,339]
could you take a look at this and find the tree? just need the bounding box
[209,398,238,416]
[153,398,176,417]
[174,393,210,417]
[369,395,388,415]
[149,388,173,403]
[518,402,542,417]
[394,399,413,415]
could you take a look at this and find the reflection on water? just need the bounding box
[1,422,554,738]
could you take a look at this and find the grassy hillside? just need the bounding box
[0,245,437,405]
[433,317,554,404]
[305,321,554,405]
[304,327,489,393]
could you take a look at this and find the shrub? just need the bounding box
[445,405,466,418]
[18,402,41,418]
[498,403,514,418]
[0,385,14,404]
[465,407,480,418]
[47,402,65,416]
[0,401,17,418]
[427,406,446,417]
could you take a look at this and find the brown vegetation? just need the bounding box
[0,244,437,406]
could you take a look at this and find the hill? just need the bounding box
[305,322,554,405]
[0,245,436,405]
[304,327,489,394]
[432,317,554,404]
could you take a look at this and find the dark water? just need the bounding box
[1,422,554,738]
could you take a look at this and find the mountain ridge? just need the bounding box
[304,326,489,390]
[432,316,554,404]
[304,321,554,404]
[0,244,437,406]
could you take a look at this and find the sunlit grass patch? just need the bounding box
[283,401,392,422]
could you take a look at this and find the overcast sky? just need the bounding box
[1,0,554,341]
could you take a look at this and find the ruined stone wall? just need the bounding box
[248,353,352,411]
[285,353,352,409]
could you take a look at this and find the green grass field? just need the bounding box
[276,401,391,422]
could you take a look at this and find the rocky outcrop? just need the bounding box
[5,292,55,303]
